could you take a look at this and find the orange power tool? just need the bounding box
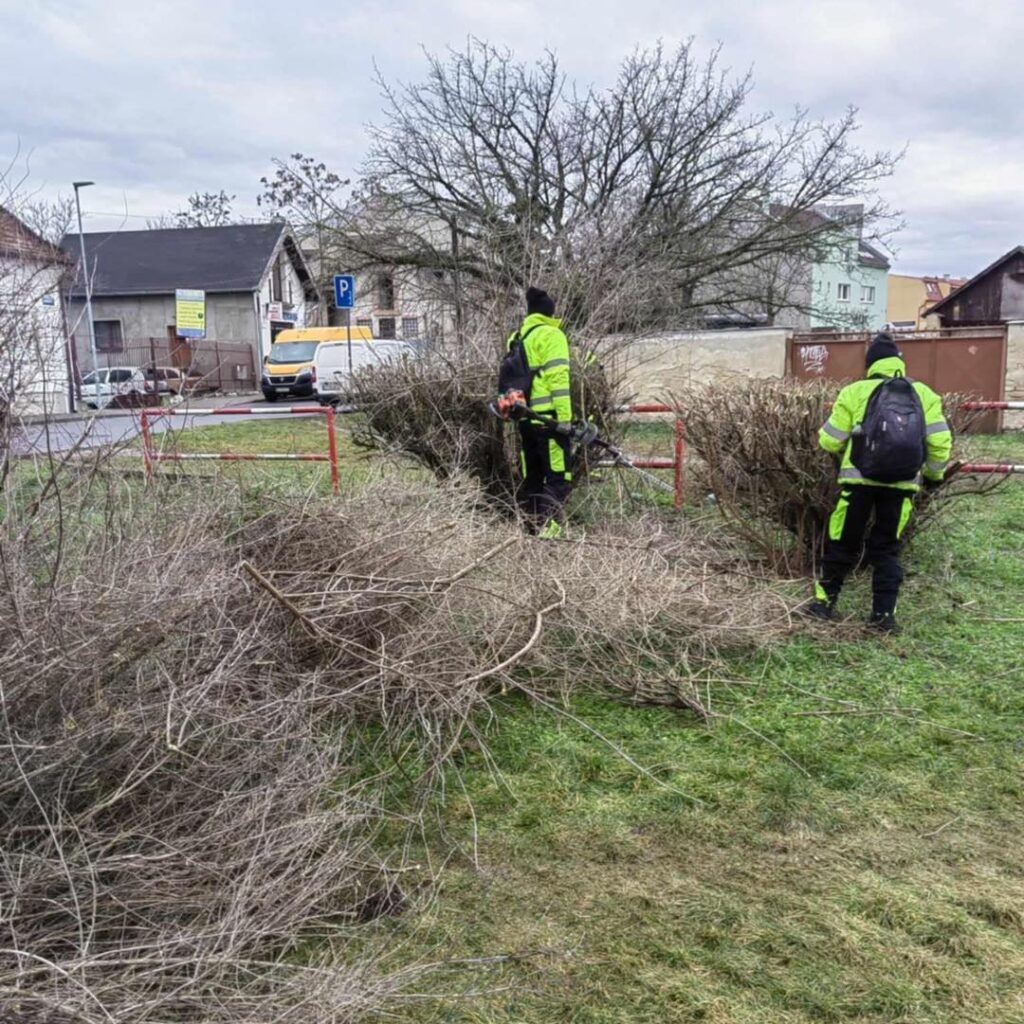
[491,388,529,421]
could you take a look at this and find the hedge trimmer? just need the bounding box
[489,388,676,496]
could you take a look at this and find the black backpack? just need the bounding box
[850,376,927,483]
[497,325,541,397]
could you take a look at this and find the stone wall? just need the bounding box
[613,328,789,403]
[1006,321,1024,429]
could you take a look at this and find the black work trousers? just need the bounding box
[517,421,572,531]
[819,484,914,616]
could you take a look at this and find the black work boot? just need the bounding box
[868,611,899,634]
[803,599,834,622]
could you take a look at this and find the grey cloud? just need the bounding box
[2,0,1021,273]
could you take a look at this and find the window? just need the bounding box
[377,274,395,309]
[108,368,133,383]
[836,283,851,302]
[93,319,124,352]
[401,316,419,338]
[271,256,283,302]
[356,318,373,330]
[860,285,876,303]
[378,317,396,339]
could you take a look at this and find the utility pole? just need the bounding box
[72,181,100,385]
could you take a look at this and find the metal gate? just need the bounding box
[788,326,1008,432]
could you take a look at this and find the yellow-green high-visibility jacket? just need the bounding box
[818,356,952,492]
[507,313,573,423]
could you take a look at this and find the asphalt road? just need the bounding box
[11,398,346,457]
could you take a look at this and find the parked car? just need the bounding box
[80,367,148,410]
[143,367,171,397]
[261,326,374,402]
[149,366,216,396]
[313,340,414,405]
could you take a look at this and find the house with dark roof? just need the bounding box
[925,246,1024,326]
[61,222,319,379]
[1,207,73,415]
[770,204,891,331]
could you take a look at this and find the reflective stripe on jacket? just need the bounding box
[818,356,952,492]
[507,313,573,424]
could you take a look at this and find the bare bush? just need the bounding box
[673,379,998,573]
[348,348,617,508]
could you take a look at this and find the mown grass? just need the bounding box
[352,434,1024,1024]
[13,415,1022,1021]
[130,413,427,497]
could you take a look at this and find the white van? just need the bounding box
[313,340,414,404]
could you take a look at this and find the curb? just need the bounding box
[16,393,262,427]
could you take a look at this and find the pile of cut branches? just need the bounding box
[0,467,792,1022]
[673,379,999,573]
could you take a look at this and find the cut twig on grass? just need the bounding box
[920,815,962,839]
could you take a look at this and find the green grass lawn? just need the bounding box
[357,453,1024,1024]
[134,414,426,496]
[11,415,1021,1021]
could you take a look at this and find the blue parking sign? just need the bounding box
[333,274,355,309]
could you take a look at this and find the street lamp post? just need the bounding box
[72,181,100,390]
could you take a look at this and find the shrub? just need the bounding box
[349,349,617,510]
[673,379,1000,573]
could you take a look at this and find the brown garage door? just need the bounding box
[788,327,1007,432]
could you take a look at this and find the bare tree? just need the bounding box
[18,194,76,245]
[1,167,75,450]
[264,39,900,343]
[172,189,238,228]
[260,154,348,321]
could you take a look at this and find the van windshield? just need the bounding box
[82,370,109,384]
[268,342,319,364]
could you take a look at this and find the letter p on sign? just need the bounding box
[333,274,355,309]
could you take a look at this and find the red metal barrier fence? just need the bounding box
[958,401,1024,474]
[618,401,1024,488]
[617,404,686,508]
[140,406,340,493]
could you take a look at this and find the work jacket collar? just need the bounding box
[522,312,562,331]
[866,355,907,379]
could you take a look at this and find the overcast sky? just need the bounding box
[2,0,1021,276]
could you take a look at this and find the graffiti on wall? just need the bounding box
[799,344,829,376]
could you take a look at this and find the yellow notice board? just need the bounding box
[175,288,206,338]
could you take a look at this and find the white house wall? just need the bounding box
[256,246,316,358]
[0,255,70,416]
[613,328,789,401]
[347,266,456,343]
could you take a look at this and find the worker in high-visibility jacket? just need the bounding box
[808,332,952,632]
[509,287,573,538]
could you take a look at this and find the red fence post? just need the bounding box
[325,405,340,495]
[141,410,153,481]
[674,415,685,510]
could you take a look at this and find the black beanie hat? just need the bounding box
[526,286,555,318]
[865,331,901,368]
